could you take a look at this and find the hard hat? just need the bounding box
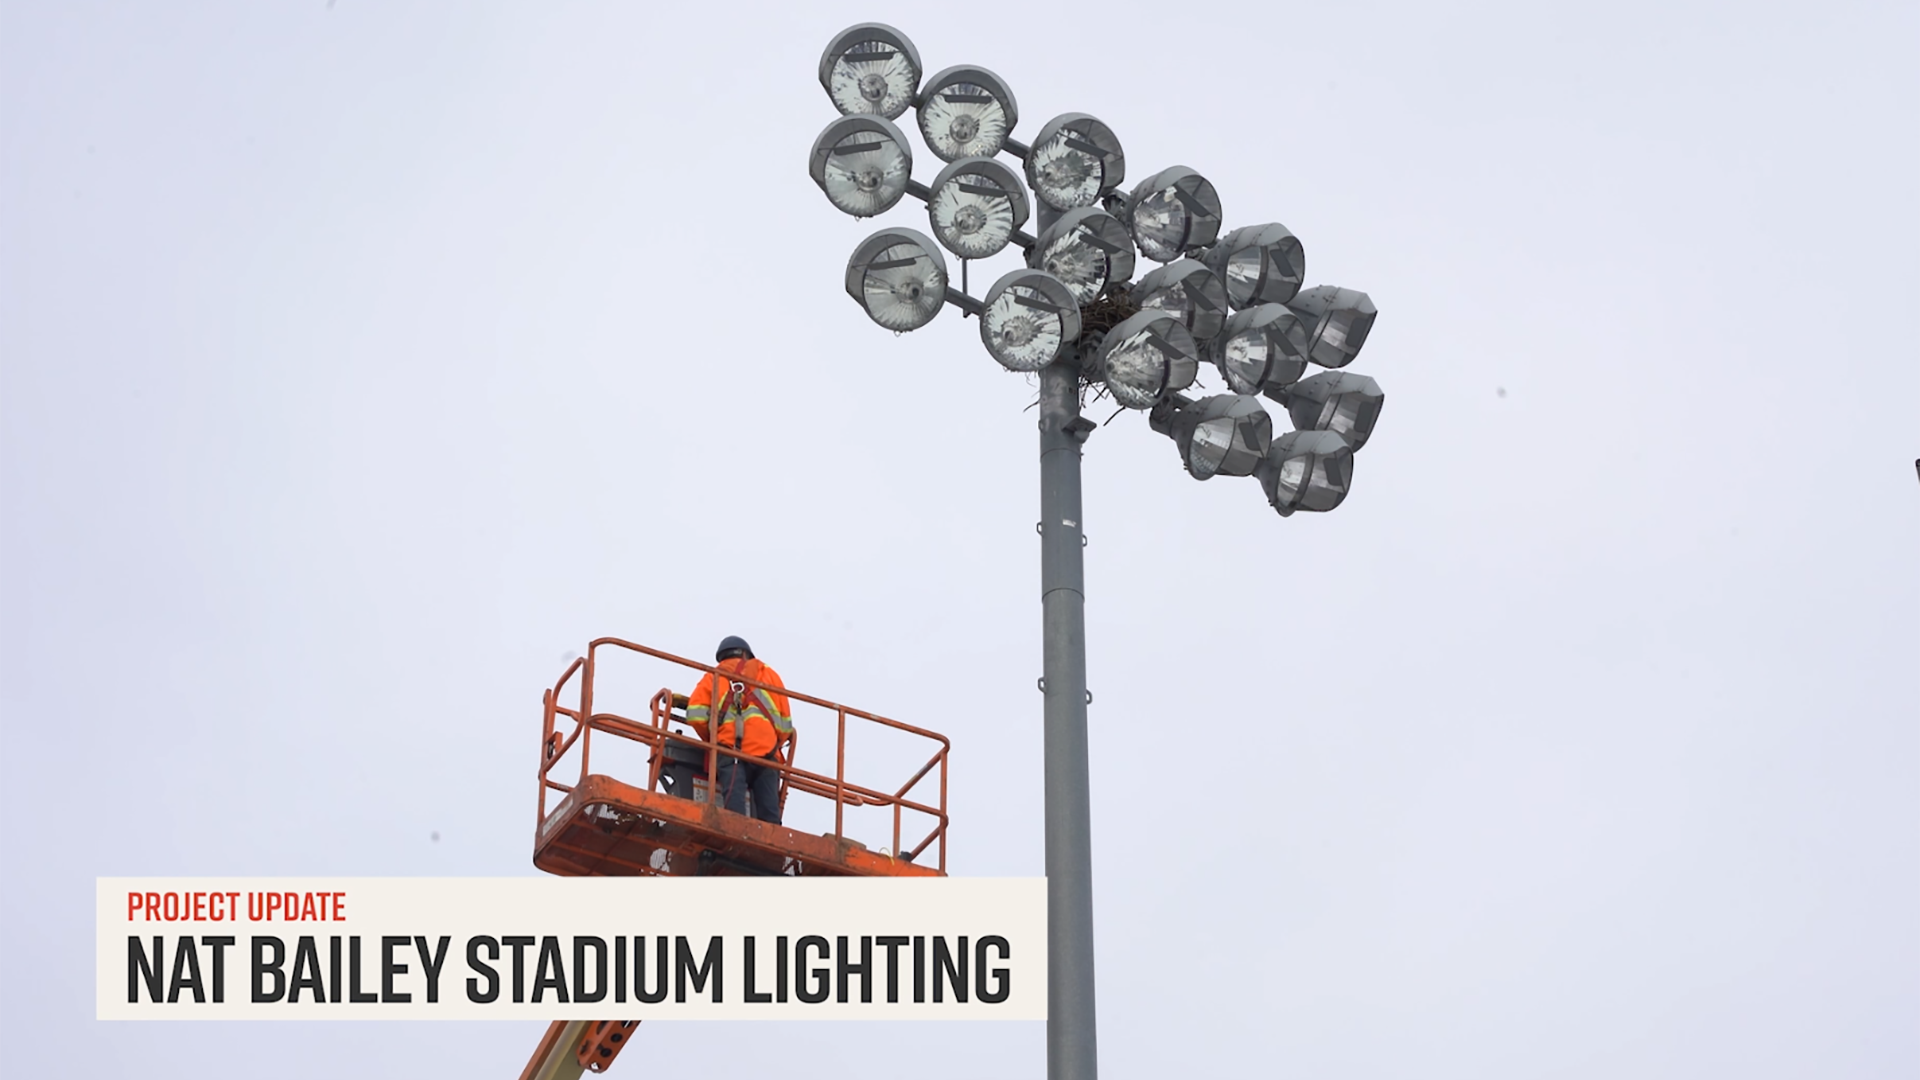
[716,635,754,661]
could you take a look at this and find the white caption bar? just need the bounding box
[97,877,1046,1020]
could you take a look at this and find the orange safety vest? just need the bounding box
[684,657,793,759]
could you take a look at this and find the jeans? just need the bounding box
[716,751,783,824]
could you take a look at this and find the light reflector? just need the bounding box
[844,227,948,332]
[1095,310,1198,409]
[1273,371,1384,451]
[1286,286,1377,368]
[1024,113,1126,211]
[916,66,1018,162]
[1257,431,1354,515]
[1126,166,1222,263]
[819,23,923,120]
[927,157,1030,259]
[1029,208,1136,306]
[1169,394,1273,480]
[1206,223,1304,309]
[809,115,914,218]
[1217,304,1310,395]
[1131,259,1227,341]
[980,269,1081,372]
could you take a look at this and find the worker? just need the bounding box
[681,635,794,824]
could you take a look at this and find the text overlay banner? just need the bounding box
[98,877,1046,1020]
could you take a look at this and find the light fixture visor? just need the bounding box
[844,227,949,332]
[1132,259,1227,340]
[1127,166,1222,263]
[810,115,914,218]
[928,157,1029,259]
[1030,208,1136,306]
[917,66,1018,162]
[1025,113,1126,211]
[1096,310,1197,409]
[1286,286,1378,368]
[1217,304,1310,395]
[1257,430,1354,515]
[981,269,1081,372]
[1207,223,1305,310]
[820,23,923,120]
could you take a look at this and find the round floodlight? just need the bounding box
[844,228,948,332]
[1024,113,1126,211]
[1095,310,1198,409]
[980,269,1081,372]
[1171,394,1272,480]
[1029,208,1136,306]
[1206,223,1304,310]
[1273,371,1384,451]
[1131,259,1227,341]
[927,157,1029,259]
[916,66,1018,162]
[1257,430,1353,515]
[819,23,923,120]
[1217,304,1310,395]
[809,115,914,218]
[1126,166,1222,263]
[1286,286,1377,368]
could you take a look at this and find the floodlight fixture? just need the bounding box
[926,157,1030,259]
[1286,285,1377,369]
[1257,430,1354,515]
[1025,113,1127,211]
[1206,223,1304,310]
[845,227,948,332]
[980,269,1081,372]
[1217,304,1310,395]
[820,23,923,120]
[916,66,1019,162]
[1096,310,1198,409]
[1131,259,1227,341]
[1029,207,1136,306]
[1272,370,1384,451]
[809,115,915,218]
[1155,393,1273,480]
[1126,166,1222,263]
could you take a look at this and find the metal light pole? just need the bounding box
[1036,331,1099,1080]
[810,24,1387,1080]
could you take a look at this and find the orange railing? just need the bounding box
[536,638,950,872]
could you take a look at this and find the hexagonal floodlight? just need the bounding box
[1206,223,1304,310]
[1132,259,1227,341]
[1272,370,1384,451]
[926,157,1030,259]
[916,66,1018,162]
[809,115,915,218]
[1025,113,1126,211]
[1096,310,1198,409]
[845,227,948,332]
[1257,430,1353,515]
[1286,286,1377,368]
[820,23,923,120]
[1165,394,1273,480]
[1126,166,1222,263]
[1029,208,1136,306]
[1217,304,1310,395]
[980,269,1081,372]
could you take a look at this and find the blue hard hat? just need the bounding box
[716,635,753,661]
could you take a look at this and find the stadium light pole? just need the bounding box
[811,24,1387,1080]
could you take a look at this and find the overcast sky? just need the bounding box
[3,1,1916,1077]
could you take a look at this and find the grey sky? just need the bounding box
[3,1,1915,1077]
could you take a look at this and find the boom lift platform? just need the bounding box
[519,638,953,1078]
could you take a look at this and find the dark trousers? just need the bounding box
[716,751,783,824]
